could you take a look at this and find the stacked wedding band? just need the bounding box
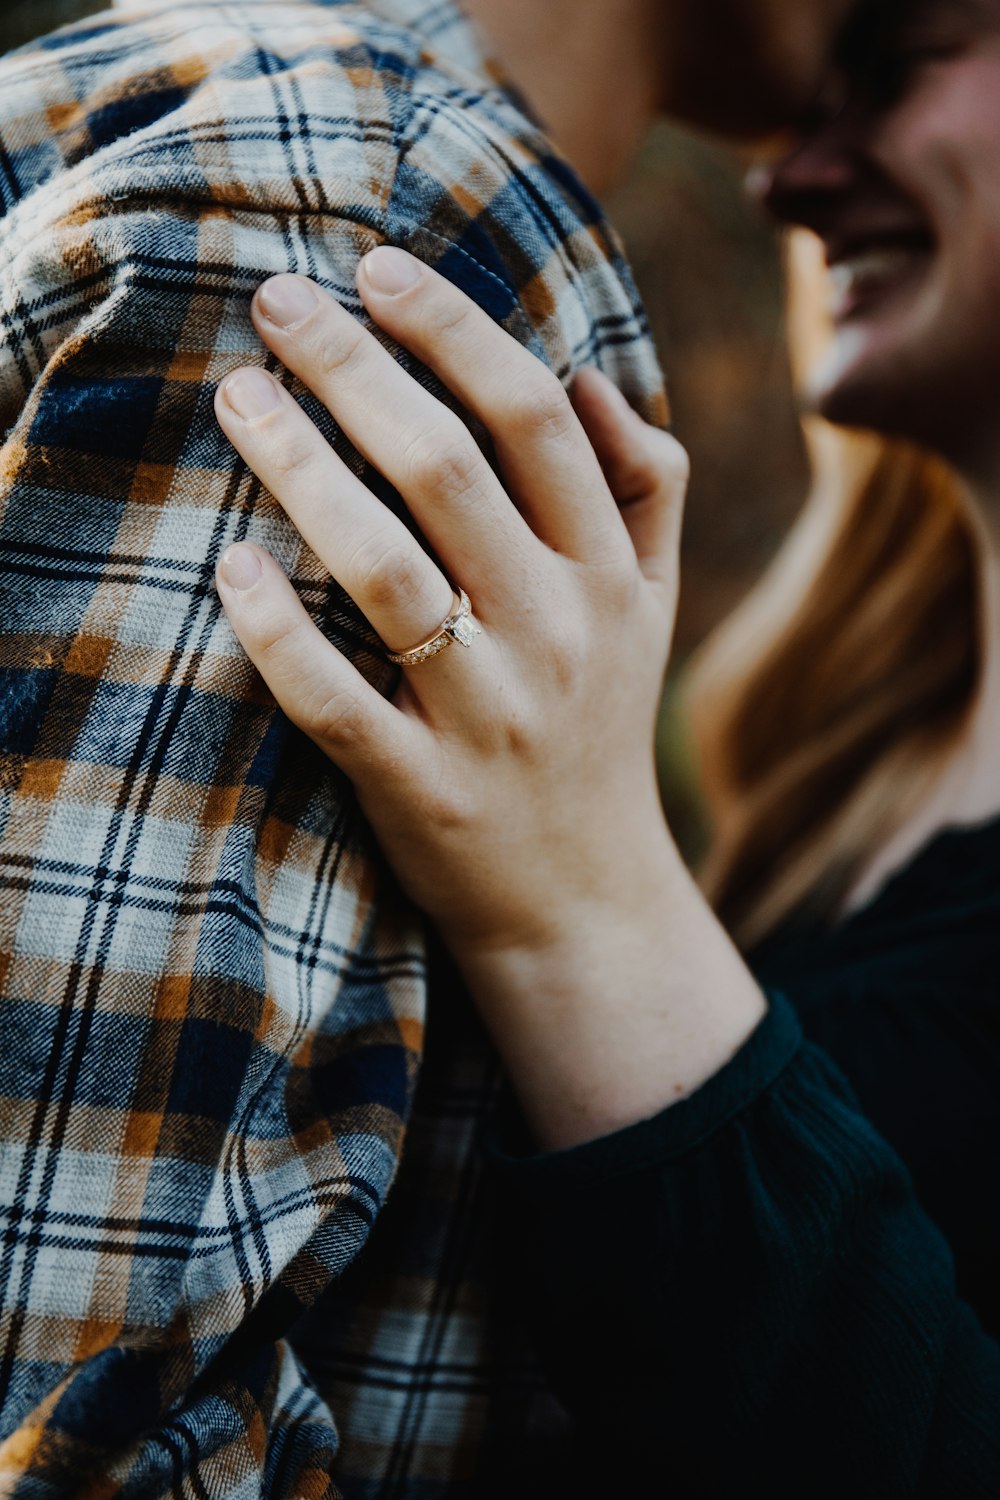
[386,588,482,667]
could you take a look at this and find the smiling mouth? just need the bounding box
[826,235,933,320]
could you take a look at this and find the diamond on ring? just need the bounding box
[386,588,482,667]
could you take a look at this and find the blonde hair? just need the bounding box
[686,234,982,949]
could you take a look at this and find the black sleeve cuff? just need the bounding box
[488,989,803,1189]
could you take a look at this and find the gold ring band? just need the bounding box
[386,588,482,667]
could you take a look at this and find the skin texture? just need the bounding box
[214,253,766,1150]
[462,0,863,193]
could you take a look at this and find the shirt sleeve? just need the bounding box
[489,991,1000,1497]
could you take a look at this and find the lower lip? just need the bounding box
[828,250,931,322]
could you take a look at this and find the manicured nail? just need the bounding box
[224,368,281,421]
[219,544,263,592]
[362,246,422,295]
[257,274,318,329]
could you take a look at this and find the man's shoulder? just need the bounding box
[0,0,663,410]
[386,76,661,397]
[0,0,459,227]
[0,0,562,236]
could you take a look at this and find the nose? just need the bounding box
[747,88,868,233]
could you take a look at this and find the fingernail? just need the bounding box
[362,246,422,295]
[224,368,281,421]
[257,274,318,329]
[219,544,263,592]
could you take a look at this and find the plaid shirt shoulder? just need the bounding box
[0,2,664,1494]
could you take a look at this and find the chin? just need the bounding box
[805,332,936,446]
[811,375,896,435]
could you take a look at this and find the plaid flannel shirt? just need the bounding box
[0,0,665,1492]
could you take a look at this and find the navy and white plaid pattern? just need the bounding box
[0,0,664,1491]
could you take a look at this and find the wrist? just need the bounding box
[440,796,684,977]
[444,838,767,1152]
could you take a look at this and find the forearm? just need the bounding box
[447,816,767,1152]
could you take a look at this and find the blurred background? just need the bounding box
[1,1,812,834]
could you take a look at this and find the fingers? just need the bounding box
[247,273,540,601]
[215,541,418,782]
[214,367,455,657]
[355,247,631,564]
[570,368,689,596]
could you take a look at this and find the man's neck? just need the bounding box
[461,0,663,194]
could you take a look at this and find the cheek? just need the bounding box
[927,144,1000,351]
[884,60,1000,245]
[881,83,1000,354]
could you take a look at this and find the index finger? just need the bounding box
[356,247,633,567]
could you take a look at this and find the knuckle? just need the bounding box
[267,429,319,487]
[533,612,586,693]
[420,778,474,835]
[614,430,689,510]
[592,554,636,608]
[350,535,428,612]
[505,374,573,442]
[315,320,368,380]
[418,294,473,345]
[253,609,310,663]
[308,687,366,745]
[403,425,482,502]
[540,597,583,654]
[499,707,539,760]
[549,645,584,697]
[413,762,476,834]
[614,569,645,620]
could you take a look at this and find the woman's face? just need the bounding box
[763,0,1000,463]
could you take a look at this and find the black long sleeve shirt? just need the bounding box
[493,817,1000,1497]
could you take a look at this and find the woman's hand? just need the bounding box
[214,249,686,960]
[214,249,765,1149]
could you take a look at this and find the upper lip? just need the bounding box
[823,225,933,267]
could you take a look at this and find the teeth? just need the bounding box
[829,245,922,308]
